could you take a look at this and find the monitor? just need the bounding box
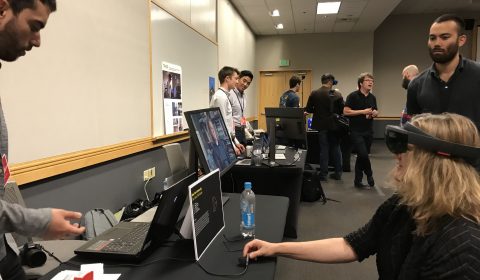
[265,107,307,152]
[184,108,238,176]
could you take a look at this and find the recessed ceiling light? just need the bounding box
[271,9,280,17]
[317,1,341,15]
[275,23,284,29]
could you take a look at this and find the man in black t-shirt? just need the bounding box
[406,14,480,131]
[344,73,378,189]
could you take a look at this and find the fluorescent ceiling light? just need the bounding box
[317,1,341,14]
[275,23,284,29]
[271,9,280,17]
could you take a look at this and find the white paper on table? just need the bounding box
[51,263,121,280]
[275,154,286,160]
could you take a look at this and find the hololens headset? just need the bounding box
[385,122,480,166]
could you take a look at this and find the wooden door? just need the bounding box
[258,70,312,129]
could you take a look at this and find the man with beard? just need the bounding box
[400,65,418,125]
[406,14,480,130]
[229,70,253,145]
[0,1,86,279]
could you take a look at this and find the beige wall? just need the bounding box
[217,0,257,119]
[152,0,216,42]
[255,33,374,101]
[373,13,479,116]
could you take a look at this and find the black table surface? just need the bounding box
[224,148,306,238]
[40,194,288,280]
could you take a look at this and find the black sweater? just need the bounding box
[344,195,480,279]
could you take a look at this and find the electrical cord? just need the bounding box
[38,244,64,265]
[196,260,248,277]
[143,178,152,201]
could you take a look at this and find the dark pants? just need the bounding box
[235,126,246,145]
[350,131,373,183]
[327,132,342,174]
[0,242,27,280]
[340,134,351,171]
[318,130,329,178]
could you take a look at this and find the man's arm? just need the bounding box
[343,106,371,117]
[0,200,84,239]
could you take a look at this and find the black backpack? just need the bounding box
[301,168,326,203]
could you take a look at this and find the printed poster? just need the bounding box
[162,62,183,134]
[209,76,215,102]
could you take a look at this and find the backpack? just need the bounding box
[80,208,118,240]
[301,168,326,203]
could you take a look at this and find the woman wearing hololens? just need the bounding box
[243,113,480,279]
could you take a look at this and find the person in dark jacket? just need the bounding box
[243,113,480,280]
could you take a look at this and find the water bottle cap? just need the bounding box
[244,182,252,189]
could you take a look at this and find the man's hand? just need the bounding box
[243,239,277,260]
[236,143,245,153]
[234,146,241,156]
[43,209,85,240]
[371,109,378,118]
[363,108,373,115]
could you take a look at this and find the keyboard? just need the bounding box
[101,223,149,253]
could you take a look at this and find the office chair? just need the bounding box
[163,143,188,175]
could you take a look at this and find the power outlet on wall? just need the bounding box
[143,167,156,181]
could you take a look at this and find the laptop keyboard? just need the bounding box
[102,223,149,253]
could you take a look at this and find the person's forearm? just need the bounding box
[274,238,357,263]
[343,108,364,117]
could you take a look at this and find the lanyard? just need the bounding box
[233,88,244,116]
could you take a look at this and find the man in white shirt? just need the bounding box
[210,66,245,155]
[229,70,253,145]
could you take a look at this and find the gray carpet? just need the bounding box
[274,140,396,280]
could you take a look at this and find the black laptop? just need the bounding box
[74,172,196,261]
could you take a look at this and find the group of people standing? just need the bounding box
[209,66,254,156]
[244,13,480,279]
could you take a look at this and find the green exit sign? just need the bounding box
[279,59,290,67]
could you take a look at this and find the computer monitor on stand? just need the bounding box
[265,107,307,166]
[184,107,238,177]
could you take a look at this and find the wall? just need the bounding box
[255,33,374,100]
[373,13,479,116]
[217,0,258,119]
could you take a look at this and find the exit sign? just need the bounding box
[279,59,290,67]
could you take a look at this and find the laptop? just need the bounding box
[180,169,225,260]
[74,172,196,261]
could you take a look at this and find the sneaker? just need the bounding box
[367,176,375,187]
[329,173,341,180]
[354,182,371,190]
[319,176,327,182]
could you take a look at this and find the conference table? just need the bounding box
[223,148,306,238]
[40,194,288,280]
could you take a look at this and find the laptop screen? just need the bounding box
[183,169,225,260]
[147,172,196,244]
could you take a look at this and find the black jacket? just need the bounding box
[305,86,334,131]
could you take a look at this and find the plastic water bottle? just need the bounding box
[240,182,255,237]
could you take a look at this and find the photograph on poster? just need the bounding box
[163,71,182,99]
[209,76,215,102]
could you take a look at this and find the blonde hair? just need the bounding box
[392,113,480,235]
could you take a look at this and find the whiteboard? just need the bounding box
[0,1,151,164]
[151,4,218,137]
